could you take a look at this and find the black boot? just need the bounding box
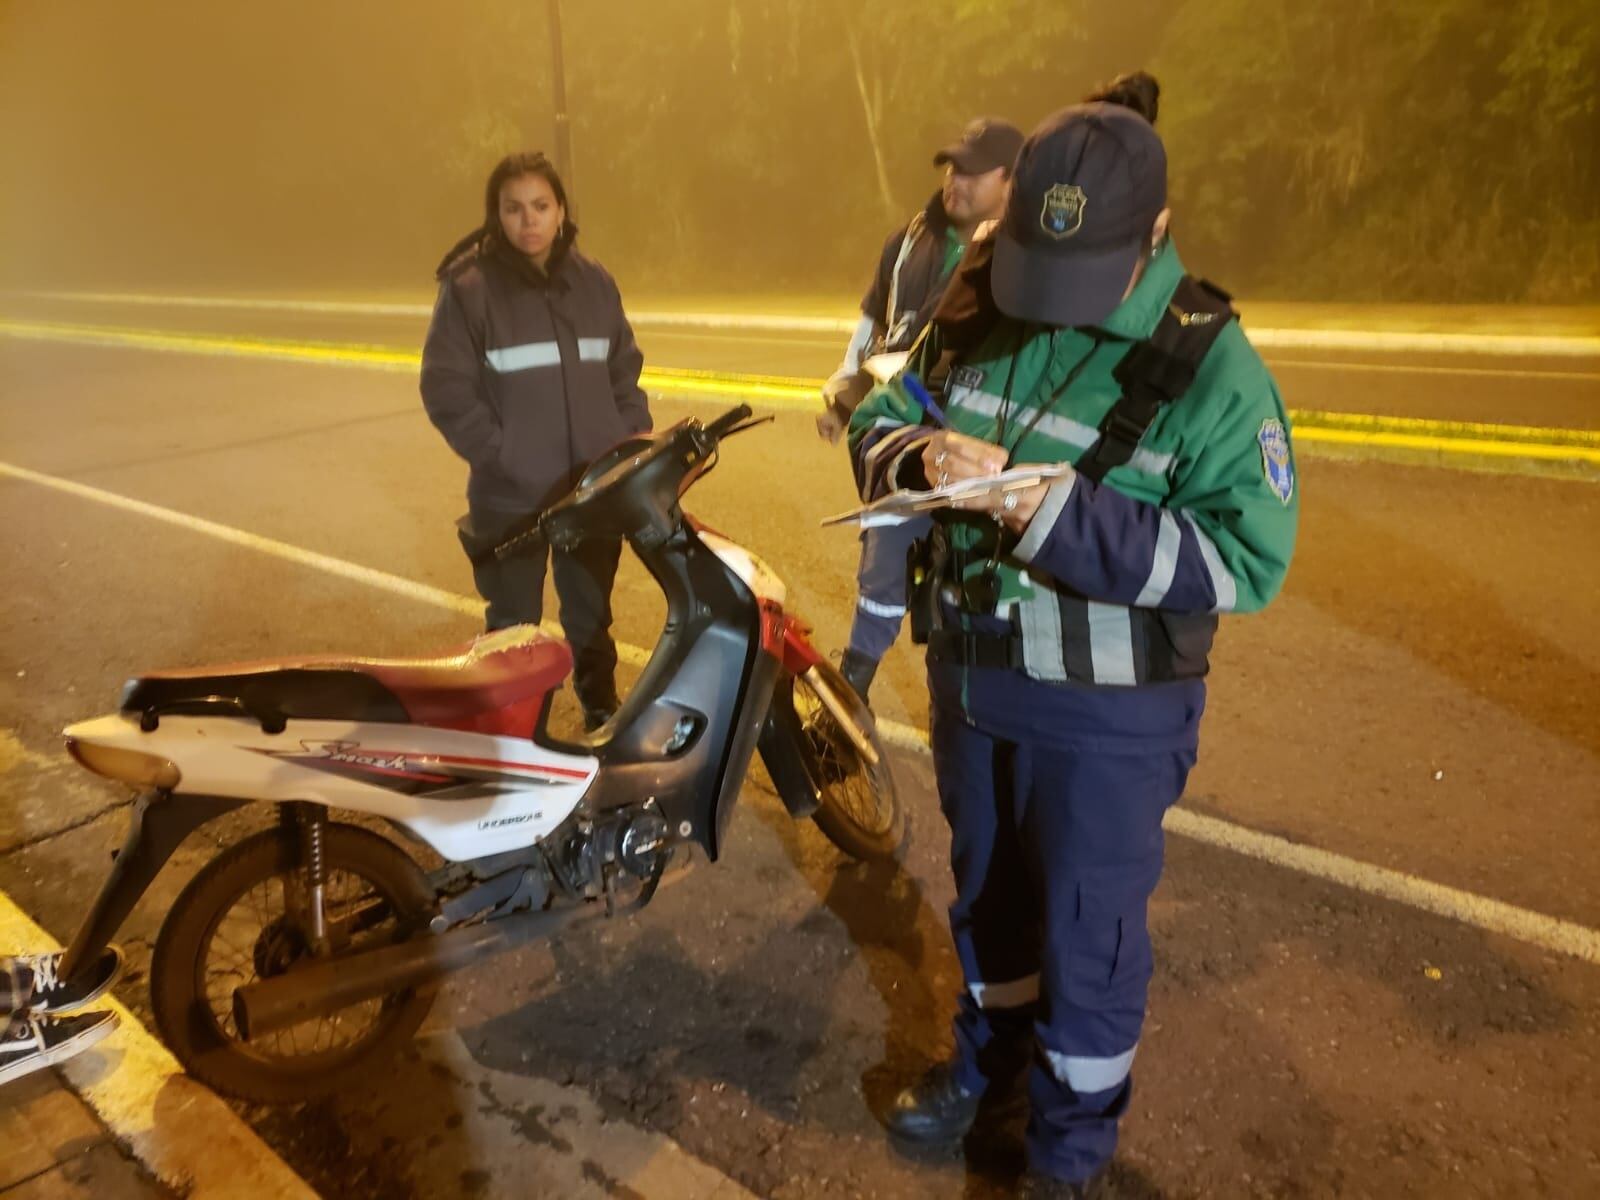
[579,691,620,739]
[881,1062,983,1145]
[575,671,620,733]
[839,649,878,703]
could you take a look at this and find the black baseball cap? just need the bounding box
[991,102,1167,327]
[933,118,1024,176]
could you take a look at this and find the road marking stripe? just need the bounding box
[1267,356,1600,382]
[12,289,436,318]
[11,290,1600,357]
[1245,326,1600,358]
[415,1034,759,1198]
[5,461,1598,966]
[0,891,317,1199]
[1294,426,1600,463]
[4,319,1598,470]
[0,461,651,668]
[1291,408,1600,445]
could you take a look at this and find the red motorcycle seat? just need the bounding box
[362,626,574,731]
[125,625,573,739]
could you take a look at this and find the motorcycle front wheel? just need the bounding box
[790,660,906,861]
[150,822,435,1103]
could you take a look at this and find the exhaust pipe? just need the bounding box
[233,905,586,1041]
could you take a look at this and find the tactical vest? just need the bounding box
[914,270,1238,687]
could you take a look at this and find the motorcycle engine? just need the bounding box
[617,809,671,880]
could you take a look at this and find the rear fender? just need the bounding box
[58,790,246,980]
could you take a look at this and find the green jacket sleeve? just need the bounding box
[1011,332,1299,615]
[846,331,942,500]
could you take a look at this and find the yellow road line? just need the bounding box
[3,318,1597,467]
[0,890,317,1198]
[0,317,419,369]
[5,459,1600,966]
[1291,408,1600,445]
[15,290,1600,356]
[1267,356,1600,382]
[1297,427,1600,463]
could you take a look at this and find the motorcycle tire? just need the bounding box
[151,822,435,1104]
[791,660,907,862]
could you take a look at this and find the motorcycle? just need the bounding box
[54,403,903,1102]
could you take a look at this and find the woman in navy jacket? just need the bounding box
[421,152,651,730]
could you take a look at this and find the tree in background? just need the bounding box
[1,0,1593,302]
[1152,0,1599,300]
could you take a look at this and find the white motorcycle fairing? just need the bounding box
[63,713,598,862]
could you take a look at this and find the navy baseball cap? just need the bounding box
[933,118,1024,176]
[991,102,1167,327]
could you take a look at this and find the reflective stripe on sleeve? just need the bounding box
[1012,476,1076,563]
[1134,509,1182,607]
[1180,512,1238,612]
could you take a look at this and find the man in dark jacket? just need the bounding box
[421,153,650,730]
[819,118,1023,702]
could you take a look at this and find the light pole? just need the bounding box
[547,0,574,200]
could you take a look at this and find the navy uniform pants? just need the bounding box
[928,661,1201,1184]
[456,508,622,716]
[847,515,930,662]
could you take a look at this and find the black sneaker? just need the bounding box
[0,1010,120,1086]
[15,946,125,1015]
[881,1062,985,1145]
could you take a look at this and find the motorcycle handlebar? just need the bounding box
[702,404,754,440]
[488,404,761,560]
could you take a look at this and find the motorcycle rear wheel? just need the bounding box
[150,823,435,1103]
[791,661,906,861]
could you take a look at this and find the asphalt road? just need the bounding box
[2,325,1598,1198]
[4,291,1599,430]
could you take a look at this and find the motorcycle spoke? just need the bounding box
[197,863,399,1060]
[794,678,895,837]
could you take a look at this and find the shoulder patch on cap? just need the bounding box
[1257,418,1294,505]
[1041,183,1087,240]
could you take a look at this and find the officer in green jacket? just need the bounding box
[848,100,1298,1196]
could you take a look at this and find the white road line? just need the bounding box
[404,1034,758,1198]
[5,460,1598,968]
[0,891,317,1199]
[0,463,641,659]
[12,289,1600,358]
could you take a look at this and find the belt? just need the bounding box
[926,629,1026,670]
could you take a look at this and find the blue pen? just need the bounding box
[901,372,950,428]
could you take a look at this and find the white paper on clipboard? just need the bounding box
[821,463,1073,528]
